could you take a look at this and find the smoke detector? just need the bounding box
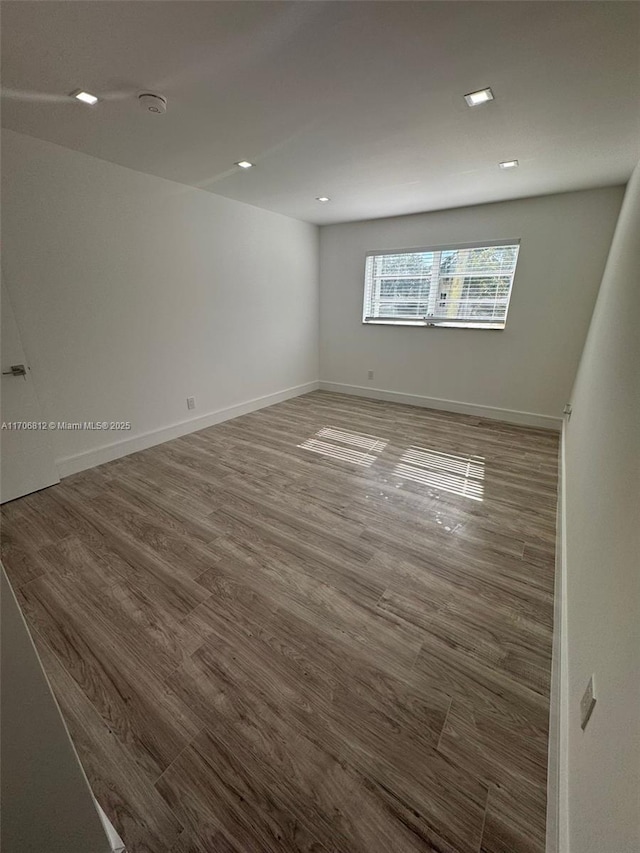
[138,93,167,115]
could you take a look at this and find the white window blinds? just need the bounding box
[363,241,520,328]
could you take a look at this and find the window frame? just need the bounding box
[362,238,521,330]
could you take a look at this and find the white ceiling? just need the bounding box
[2,1,639,225]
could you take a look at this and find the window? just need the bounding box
[362,240,520,329]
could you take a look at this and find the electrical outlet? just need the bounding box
[367,370,374,380]
[187,396,196,411]
[580,675,596,730]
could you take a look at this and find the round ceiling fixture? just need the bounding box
[138,93,167,115]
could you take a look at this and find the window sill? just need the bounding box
[362,320,506,330]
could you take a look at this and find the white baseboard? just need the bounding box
[546,421,568,852]
[56,381,320,478]
[319,381,562,431]
[94,798,126,853]
[557,423,570,852]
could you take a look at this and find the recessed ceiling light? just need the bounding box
[316,196,331,202]
[499,160,519,170]
[72,90,99,106]
[235,161,254,169]
[464,87,494,107]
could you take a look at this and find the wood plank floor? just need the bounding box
[1,391,558,853]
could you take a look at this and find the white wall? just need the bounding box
[1,129,319,474]
[1,566,114,853]
[561,164,640,852]
[319,188,623,427]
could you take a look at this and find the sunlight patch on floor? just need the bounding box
[394,446,485,501]
[298,426,388,466]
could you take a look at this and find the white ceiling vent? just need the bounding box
[138,93,167,115]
